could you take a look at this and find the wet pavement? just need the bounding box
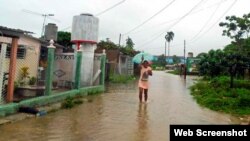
[0,71,239,141]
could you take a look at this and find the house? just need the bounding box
[0,26,64,103]
[186,57,200,74]
[165,56,186,64]
[0,27,41,82]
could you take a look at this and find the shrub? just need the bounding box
[29,76,37,85]
[61,96,84,109]
[61,97,75,109]
[20,66,29,79]
[110,74,135,83]
[190,78,250,115]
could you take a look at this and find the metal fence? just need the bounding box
[0,39,105,105]
[0,40,41,104]
[14,41,41,102]
[0,43,8,104]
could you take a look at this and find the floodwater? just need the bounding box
[0,71,239,141]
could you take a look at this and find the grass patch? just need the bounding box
[152,66,165,70]
[190,76,250,115]
[167,70,180,75]
[109,74,136,83]
[61,96,84,109]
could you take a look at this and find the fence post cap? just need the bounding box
[48,39,56,48]
[102,49,106,55]
[77,45,83,52]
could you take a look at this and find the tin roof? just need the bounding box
[0,25,65,49]
[0,26,33,38]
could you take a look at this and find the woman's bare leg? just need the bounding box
[139,87,143,102]
[144,89,148,102]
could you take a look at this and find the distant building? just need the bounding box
[188,52,193,58]
[153,55,186,64]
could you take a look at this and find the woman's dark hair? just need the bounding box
[143,60,148,64]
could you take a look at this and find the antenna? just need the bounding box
[22,9,60,38]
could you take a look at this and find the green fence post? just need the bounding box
[74,50,83,89]
[100,49,106,85]
[45,40,56,96]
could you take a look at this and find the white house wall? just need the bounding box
[0,36,41,81]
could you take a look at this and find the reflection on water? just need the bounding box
[0,71,240,141]
[135,103,149,141]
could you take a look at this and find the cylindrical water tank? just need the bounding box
[45,23,58,41]
[71,13,99,43]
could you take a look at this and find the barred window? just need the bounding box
[0,43,27,59]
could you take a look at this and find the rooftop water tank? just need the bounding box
[45,23,58,41]
[71,13,99,43]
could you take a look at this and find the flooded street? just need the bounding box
[0,71,239,141]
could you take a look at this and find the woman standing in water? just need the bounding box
[138,60,152,103]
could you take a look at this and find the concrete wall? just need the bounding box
[93,54,102,85]
[0,85,104,117]
[78,44,97,86]
[54,52,102,87]
[54,53,74,83]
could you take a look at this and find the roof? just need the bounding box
[0,25,65,49]
[0,26,33,38]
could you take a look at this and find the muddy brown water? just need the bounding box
[0,71,240,141]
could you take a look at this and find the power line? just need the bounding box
[22,9,60,37]
[188,0,223,42]
[60,0,126,31]
[95,0,126,16]
[130,0,229,36]
[137,0,206,49]
[131,18,177,35]
[188,0,237,44]
[138,0,236,51]
[123,0,176,35]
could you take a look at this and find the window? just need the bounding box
[0,43,26,59]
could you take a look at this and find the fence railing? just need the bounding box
[0,40,106,105]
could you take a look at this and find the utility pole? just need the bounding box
[165,40,167,65]
[184,40,186,80]
[22,9,58,38]
[41,14,54,38]
[118,33,121,47]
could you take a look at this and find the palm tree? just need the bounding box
[165,31,174,64]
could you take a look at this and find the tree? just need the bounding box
[219,13,250,87]
[121,37,136,56]
[125,37,134,49]
[196,52,207,58]
[152,54,166,67]
[97,39,137,57]
[219,13,250,43]
[198,49,227,77]
[57,31,71,47]
[97,40,118,50]
[165,31,174,64]
[57,31,72,52]
[172,55,181,64]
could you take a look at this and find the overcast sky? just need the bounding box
[0,0,249,56]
